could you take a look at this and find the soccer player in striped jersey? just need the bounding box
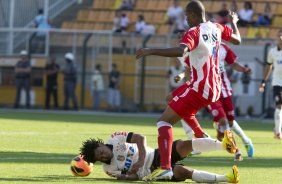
[135,0,241,180]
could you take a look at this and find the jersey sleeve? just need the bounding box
[108,131,131,144]
[222,44,237,64]
[180,28,199,51]
[217,24,232,41]
[267,49,274,65]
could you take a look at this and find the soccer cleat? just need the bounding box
[142,168,173,181]
[234,149,243,161]
[225,165,239,183]
[213,122,224,141]
[245,140,254,157]
[222,130,237,154]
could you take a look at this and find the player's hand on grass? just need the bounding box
[136,48,151,59]
[229,11,239,23]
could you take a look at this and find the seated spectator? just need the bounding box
[166,0,183,25]
[120,13,130,32]
[135,14,146,34]
[216,3,229,24]
[113,11,122,32]
[119,0,135,11]
[238,1,254,27]
[141,24,156,35]
[256,2,272,26]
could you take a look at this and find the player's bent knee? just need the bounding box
[173,165,193,181]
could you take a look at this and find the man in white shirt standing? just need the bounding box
[91,64,104,110]
[166,0,183,25]
[259,28,282,140]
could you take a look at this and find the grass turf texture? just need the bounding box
[0,111,282,183]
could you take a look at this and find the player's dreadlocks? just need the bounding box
[80,138,104,163]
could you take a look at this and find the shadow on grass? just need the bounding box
[0,151,80,164]
[183,156,282,168]
[0,111,156,127]
[0,175,139,183]
[0,111,273,132]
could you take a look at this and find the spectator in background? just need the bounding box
[216,3,229,24]
[256,2,272,26]
[108,64,121,112]
[119,0,135,11]
[33,8,52,54]
[120,13,130,32]
[241,64,251,94]
[166,0,183,25]
[91,64,104,110]
[63,53,78,110]
[14,50,31,109]
[230,1,238,13]
[45,56,59,109]
[34,8,52,36]
[238,1,254,27]
[168,59,185,91]
[135,14,146,34]
[113,11,122,32]
[171,13,187,34]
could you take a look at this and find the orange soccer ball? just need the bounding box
[70,155,93,177]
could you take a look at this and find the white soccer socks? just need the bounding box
[192,138,223,152]
[181,119,194,139]
[192,170,227,183]
[231,120,250,144]
[274,108,282,135]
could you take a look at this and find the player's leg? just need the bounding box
[222,96,254,157]
[273,86,282,139]
[172,165,239,183]
[168,84,206,138]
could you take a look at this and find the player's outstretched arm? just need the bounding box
[231,63,252,73]
[136,45,188,60]
[229,11,241,45]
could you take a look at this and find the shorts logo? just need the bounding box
[212,110,218,117]
[173,96,179,102]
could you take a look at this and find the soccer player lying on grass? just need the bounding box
[80,131,239,183]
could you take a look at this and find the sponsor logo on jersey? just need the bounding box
[117,155,125,161]
[124,146,134,172]
[111,131,127,138]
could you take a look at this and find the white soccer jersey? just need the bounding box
[218,44,237,98]
[102,132,155,179]
[267,46,282,86]
[180,21,233,102]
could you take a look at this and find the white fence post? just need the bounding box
[8,0,15,54]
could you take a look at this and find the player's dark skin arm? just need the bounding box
[117,133,147,180]
[231,63,252,73]
[259,64,272,93]
[136,45,188,59]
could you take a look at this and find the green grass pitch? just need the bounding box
[0,111,282,183]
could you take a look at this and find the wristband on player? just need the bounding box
[261,80,266,85]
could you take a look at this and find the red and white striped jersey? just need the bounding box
[218,43,237,98]
[180,21,232,102]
